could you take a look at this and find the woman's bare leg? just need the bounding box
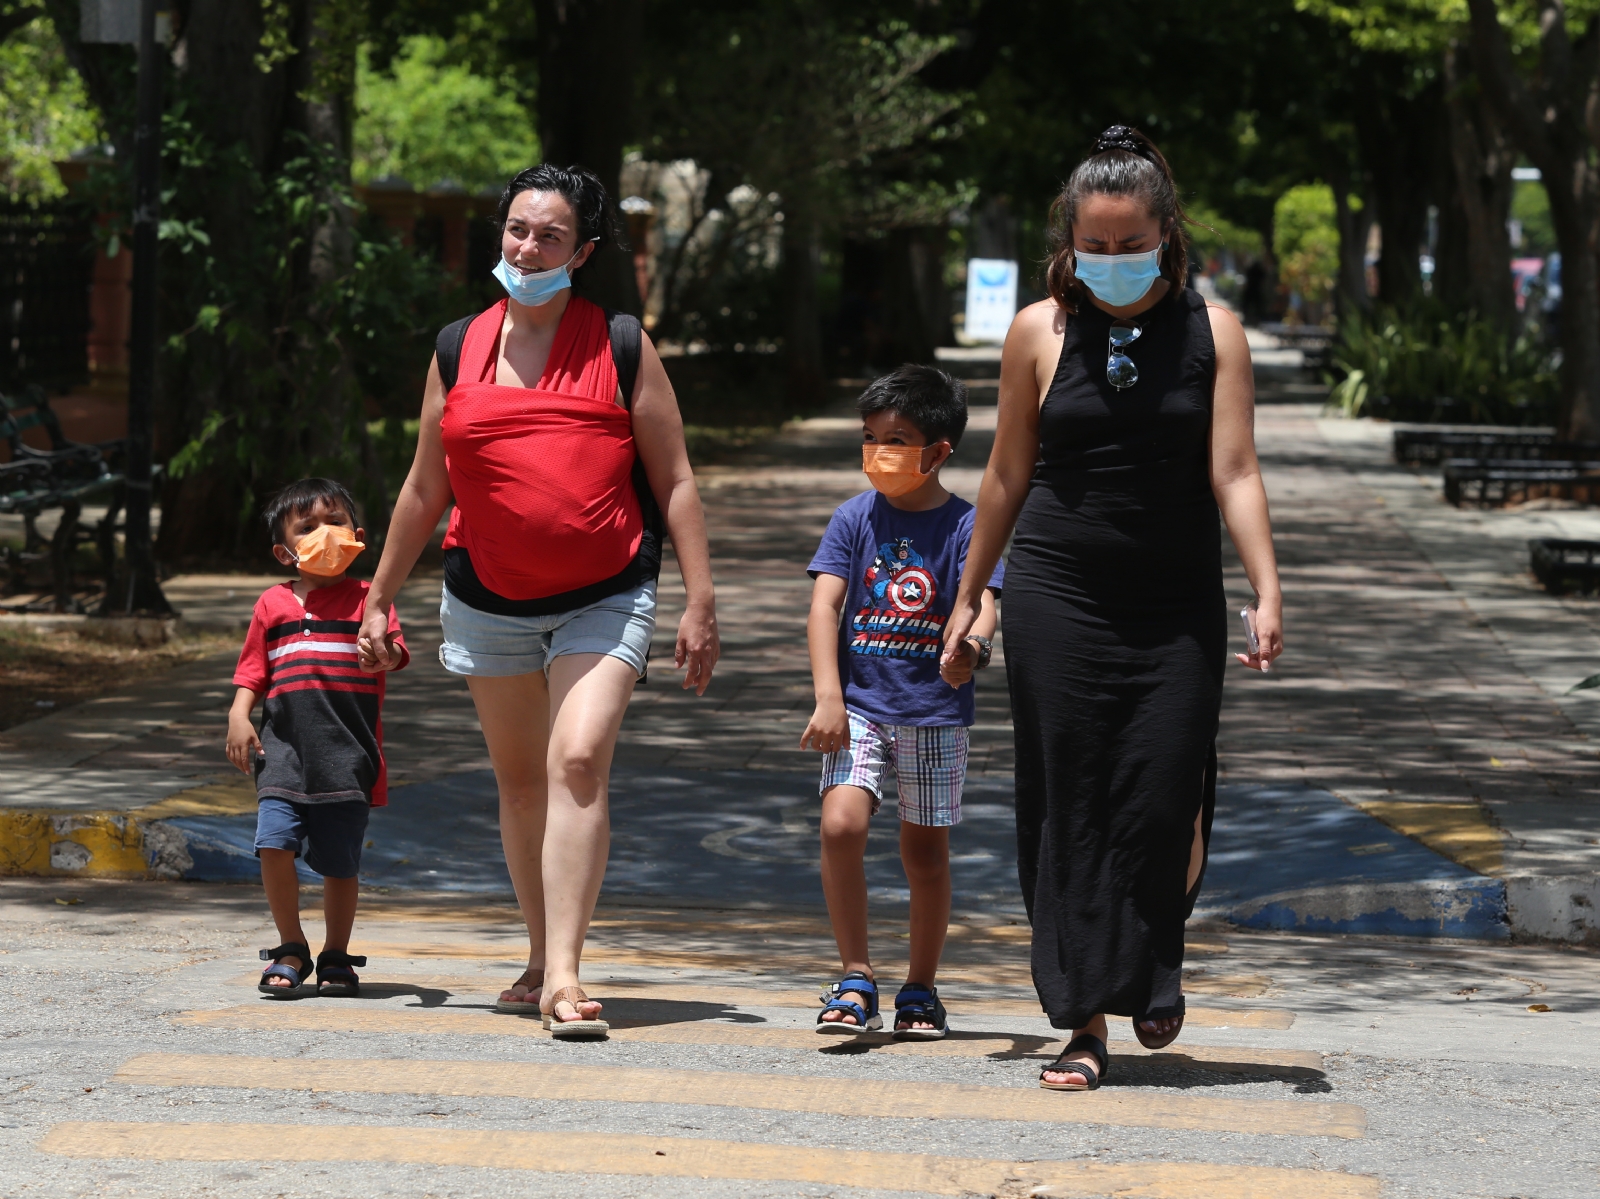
[540,652,639,1021]
[1187,804,1205,892]
[466,672,551,1005]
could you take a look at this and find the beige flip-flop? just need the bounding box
[495,968,544,1015]
[542,985,610,1038]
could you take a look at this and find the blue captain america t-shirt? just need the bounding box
[808,490,1004,728]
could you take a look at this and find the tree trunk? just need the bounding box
[906,226,954,351]
[535,0,643,317]
[1441,43,1516,331]
[1466,0,1600,438]
[1328,164,1372,324]
[781,202,824,408]
[1353,59,1439,307]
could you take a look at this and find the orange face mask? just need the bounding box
[295,523,365,577]
[863,444,932,498]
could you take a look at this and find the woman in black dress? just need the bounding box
[943,126,1282,1091]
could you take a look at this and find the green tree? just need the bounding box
[640,2,966,402]
[0,11,100,198]
[1465,0,1600,439]
[1274,184,1342,311]
[353,35,538,192]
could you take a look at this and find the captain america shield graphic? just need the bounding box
[888,567,935,613]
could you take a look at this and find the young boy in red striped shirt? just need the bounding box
[225,478,408,999]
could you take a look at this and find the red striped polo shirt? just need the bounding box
[233,578,409,807]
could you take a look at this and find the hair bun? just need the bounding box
[1095,125,1144,154]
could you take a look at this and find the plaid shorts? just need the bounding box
[819,711,968,827]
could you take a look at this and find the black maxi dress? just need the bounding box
[1006,284,1225,1031]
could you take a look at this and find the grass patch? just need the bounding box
[0,623,240,733]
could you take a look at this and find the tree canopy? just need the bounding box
[4,0,1597,554]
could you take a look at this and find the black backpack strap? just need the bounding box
[605,308,644,409]
[435,314,475,391]
[604,308,663,544]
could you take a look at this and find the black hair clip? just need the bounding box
[1095,125,1143,154]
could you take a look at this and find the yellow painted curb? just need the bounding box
[0,810,152,878]
[1351,799,1507,875]
[0,777,253,879]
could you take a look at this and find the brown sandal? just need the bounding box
[542,985,609,1038]
[495,968,544,1015]
[1133,996,1185,1050]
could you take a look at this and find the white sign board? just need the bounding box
[964,258,1018,342]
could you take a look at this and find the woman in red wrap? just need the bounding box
[360,165,719,1036]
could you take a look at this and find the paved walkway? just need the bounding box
[7,389,1600,1197]
[7,877,1598,1197]
[3,400,1599,937]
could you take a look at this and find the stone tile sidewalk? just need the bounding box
[2,397,1597,937]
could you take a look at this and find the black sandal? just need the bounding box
[315,948,367,998]
[1133,995,1185,1050]
[892,982,949,1040]
[1040,1033,1109,1091]
[257,942,312,998]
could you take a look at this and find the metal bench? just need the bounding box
[0,386,129,612]
[1529,538,1600,595]
[1392,427,1559,466]
[1259,322,1335,369]
[1441,457,1600,508]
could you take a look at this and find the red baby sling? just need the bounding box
[440,297,644,601]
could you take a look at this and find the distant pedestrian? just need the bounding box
[943,126,1283,1090]
[358,164,719,1037]
[801,365,1003,1039]
[226,478,409,999]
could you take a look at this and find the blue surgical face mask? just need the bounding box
[492,243,588,307]
[1074,244,1164,308]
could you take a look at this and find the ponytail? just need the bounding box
[494,164,626,271]
[1044,125,1193,313]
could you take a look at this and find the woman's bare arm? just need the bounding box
[631,333,720,694]
[938,300,1057,669]
[1207,304,1282,669]
[359,356,453,667]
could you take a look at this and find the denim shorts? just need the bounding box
[255,796,370,879]
[820,711,969,828]
[438,580,657,678]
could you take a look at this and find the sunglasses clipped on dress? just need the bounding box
[1107,323,1141,391]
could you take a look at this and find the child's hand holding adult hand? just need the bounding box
[226,715,262,775]
[357,607,393,671]
[939,595,982,677]
[940,640,977,688]
[800,698,850,754]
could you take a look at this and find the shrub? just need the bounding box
[1326,304,1559,426]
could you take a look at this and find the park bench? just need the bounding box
[1259,322,1335,370]
[0,386,129,612]
[1392,426,1558,466]
[1529,538,1600,595]
[1441,456,1600,508]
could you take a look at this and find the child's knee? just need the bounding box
[820,786,873,842]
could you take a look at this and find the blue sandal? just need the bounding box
[257,941,311,998]
[315,948,367,998]
[815,971,882,1034]
[892,982,949,1040]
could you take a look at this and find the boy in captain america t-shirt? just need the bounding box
[225,478,408,1000]
[801,365,1003,1040]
